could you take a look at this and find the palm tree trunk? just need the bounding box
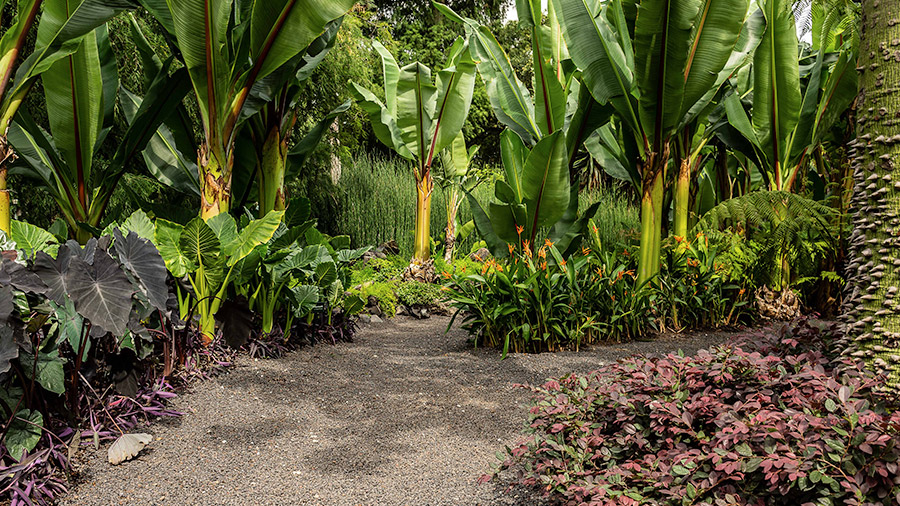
[841,0,900,386]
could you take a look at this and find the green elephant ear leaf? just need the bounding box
[119,210,155,240]
[11,221,58,260]
[315,261,337,288]
[228,211,284,265]
[5,409,43,462]
[179,217,224,289]
[289,284,319,318]
[153,219,194,278]
[19,349,66,395]
[207,213,239,254]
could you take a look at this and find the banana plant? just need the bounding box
[153,211,284,343]
[0,0,136,235]
[8,5,189,243]
[549,0,756,284]
[721,0,858,193]
[8,12,189,243]
[137,0,356,219]
[436,1,612,256]
[350,38,476,276]
[435,132,480,262]
[232,19,352,217]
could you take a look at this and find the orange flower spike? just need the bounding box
[507,243,516,255]
[442,271,452,279]
[595,267,603,276]
[582,247,591,256]
[538,246,547,259]
[591,224,599,234]
[540,261,548,270]
[544,238,554,248]
[516,225,525,236]
[560,259,567,267]
[523,240,533,258]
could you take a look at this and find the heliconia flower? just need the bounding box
[544,238,554,248]
[442,271,452,279]
[516,225,525,236]
[523,240,533,258]
[540,261,548,270]
[582,247,591,256]
[595,267,603,276]
[508,243,516,254]
[559,259,567,266]
[538,246,547,259]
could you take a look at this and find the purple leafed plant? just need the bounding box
[487,321,900,506]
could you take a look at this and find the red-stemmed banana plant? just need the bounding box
[550,0,756,285]
[7,0,185,242]
[435,1,612,258]
[137,0,356,220]
[350,38,476,279]
[0,0,134,235]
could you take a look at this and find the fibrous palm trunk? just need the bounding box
[840,0,900,385]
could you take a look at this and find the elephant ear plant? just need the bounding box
[229,197,368,339]
[0,221,169,462]
[351,38,476,281]
[153,211,284,345]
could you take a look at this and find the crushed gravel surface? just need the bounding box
[63,316,744,506]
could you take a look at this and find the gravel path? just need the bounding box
[62,316,738,506]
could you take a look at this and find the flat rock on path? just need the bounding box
[63,317,734,506]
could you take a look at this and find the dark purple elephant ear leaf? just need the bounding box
[0,286,13,324]
[0,325,17,375]
[65,250,133,337]
[32,248,73,305]
[4,261,47,294]
[113,229,168,312]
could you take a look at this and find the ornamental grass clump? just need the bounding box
[488,322,900,505]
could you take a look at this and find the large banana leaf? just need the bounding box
[680,0,751,119]
[7,0,133,114]
[38,2,107,199]
[549,0,637,134]
[435,2,540,145]
[752,0,800,173]
[633,0,698,147]
[247,0,355,82]
[522,131,570,235]
[0,0,42,118]
[165,0,232,144]
[396,63,437,164]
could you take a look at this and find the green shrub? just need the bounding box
[349,281,398,317]
[396,281,444,307]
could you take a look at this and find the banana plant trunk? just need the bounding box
[258,126,288,216]
[199,143,232,220]
[673,157,691,240]
[840,0,900,386]
[413,173,434,264]
[444,187,460,263]
[637,158,665,287]
[0,135,13,235]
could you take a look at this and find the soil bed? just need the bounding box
[62,316,748,506]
